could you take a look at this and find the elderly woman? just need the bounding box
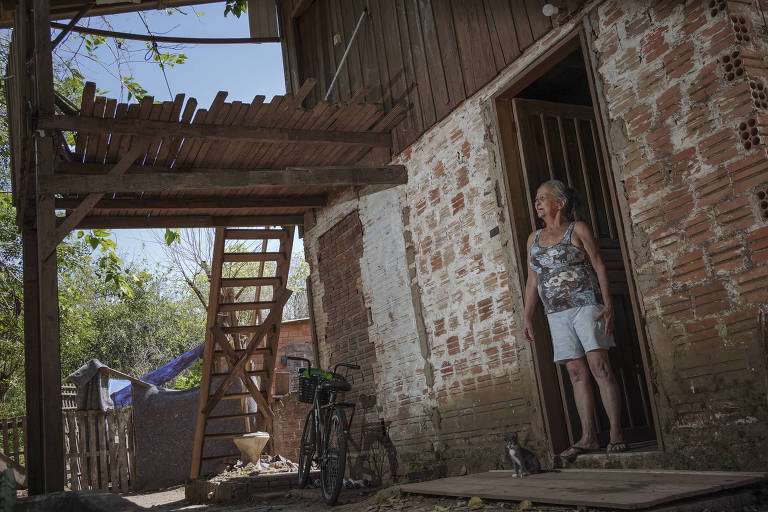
[523,179,626,462]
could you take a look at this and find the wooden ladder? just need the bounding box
[190,226,294,479]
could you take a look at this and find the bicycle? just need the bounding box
[287,356,360,505]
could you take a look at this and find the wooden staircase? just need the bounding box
[190,226,294,478]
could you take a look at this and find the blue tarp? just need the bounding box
[111,343,204,408]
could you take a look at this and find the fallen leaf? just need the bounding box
[435,506,450,512]
[468,496,484,510]
[519,499,533,510]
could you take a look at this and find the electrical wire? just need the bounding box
[757,0,768,35]
[137,12,174,100]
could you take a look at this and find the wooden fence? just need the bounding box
[63,408,135,492]
[0,416,26,468]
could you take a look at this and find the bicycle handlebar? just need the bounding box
[333,362,360,373]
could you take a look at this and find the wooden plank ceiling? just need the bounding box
[37,80,406,229]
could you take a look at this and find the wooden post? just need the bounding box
[23,0,65,493]
[190,228,226,479]
[22,223,44,494]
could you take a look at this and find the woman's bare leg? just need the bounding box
[586,349,625,450]
[561,357,599,457]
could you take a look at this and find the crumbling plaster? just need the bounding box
[304,0,768,477]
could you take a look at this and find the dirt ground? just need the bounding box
[122,483,768,512]
[123,485,588,511]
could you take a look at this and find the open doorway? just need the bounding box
[495,34,658,454]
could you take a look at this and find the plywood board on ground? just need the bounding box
[398,469,767,510]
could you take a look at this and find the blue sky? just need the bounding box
[60,2,297,268]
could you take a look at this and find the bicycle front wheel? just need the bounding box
[297,408,317,489]
[321,407,348,505]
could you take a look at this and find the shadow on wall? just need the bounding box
[346,393,398,487]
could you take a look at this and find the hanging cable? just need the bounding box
[137,12,174,100]
[757,0,768,34]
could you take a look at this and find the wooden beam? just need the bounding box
[41,166,408,194]
[42,142,146,259]
[0,0,222,28]
[31,0,65,494]
[37,114,392,147]
[290,0,314,18]
[50,3,90,48]
[74,214,304,229]
[55,195,329,210]
[50,21,281,45]
[190,228,225,479]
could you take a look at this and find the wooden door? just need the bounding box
[511,98,656,446]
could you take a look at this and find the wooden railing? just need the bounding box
[0,416,26,468]
[63,408,135,492]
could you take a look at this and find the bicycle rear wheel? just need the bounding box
[297,408,317,489]
[321,407,348,505]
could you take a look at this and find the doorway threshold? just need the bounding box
[398,469,766,510]
[563,440,661,469]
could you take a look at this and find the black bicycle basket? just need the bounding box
[297,373,349,404]
[298,375,321,403]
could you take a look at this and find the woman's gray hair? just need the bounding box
[541,179,581,221]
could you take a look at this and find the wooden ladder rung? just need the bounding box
[213,347,272,356]
[216,392,251,400]
[220,277,281,288]
[201,454,239,462]
[211,369,268,378]
[223,252,285,263]
[204,432,253,440]
[220,325,271,335]
[219,301,276,312]
[208,412,261,421]
[224,229,287,240]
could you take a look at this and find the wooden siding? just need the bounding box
[281,0,555,152]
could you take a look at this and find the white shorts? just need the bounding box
[546,305,615,363]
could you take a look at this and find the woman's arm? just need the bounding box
[523,232,539,342]
[572,221,614,334]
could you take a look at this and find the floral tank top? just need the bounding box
[529,222,602,314]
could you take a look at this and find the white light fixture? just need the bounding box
[542,4,559,17]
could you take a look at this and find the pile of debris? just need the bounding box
[210,454,309,482]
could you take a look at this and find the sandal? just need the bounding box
[559,445,599,463]
[606,441,627,454]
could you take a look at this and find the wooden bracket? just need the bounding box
[39,139,148,260]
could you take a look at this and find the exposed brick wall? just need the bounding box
[313,212,402,481]
[303,0,768,480]
[258,319,313,459]
[589,0,768,469]
[302,14,591,481]
[271,393,306,461]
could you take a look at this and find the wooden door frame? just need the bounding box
[489,28,663,454]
